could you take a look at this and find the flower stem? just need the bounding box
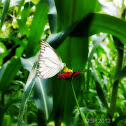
[70,80,88,126]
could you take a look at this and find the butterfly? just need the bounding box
[37,40,65,79]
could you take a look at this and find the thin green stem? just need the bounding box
[70,80,88,126]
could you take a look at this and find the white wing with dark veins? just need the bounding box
[37,40,65,79]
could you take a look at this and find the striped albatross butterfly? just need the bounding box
[37,40,65,79]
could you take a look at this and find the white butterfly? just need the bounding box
[37,40,65,79]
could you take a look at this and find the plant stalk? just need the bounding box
[110,46,124,117]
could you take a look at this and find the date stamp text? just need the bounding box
[86,118,111,124]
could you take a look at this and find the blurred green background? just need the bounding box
[0,0,126,125]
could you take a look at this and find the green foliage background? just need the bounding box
[0,0,126,126]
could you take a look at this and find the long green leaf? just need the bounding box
[47,24,77,49]
[87,34,107,91]
[92,71,112,117]
[20,54,53,124]
[26,0,49,57]
[70,13,126,45]
[48,13,126,50]
[55,0,98,31]
[0,56,21,93]
[33,78,53,120]
[18,60,37,126]
[19,54,52,126]
[16,0,25,15]
[46,0,57,33]
[21,56,37,71]
[0,61,8,80]
[1,0,10,27]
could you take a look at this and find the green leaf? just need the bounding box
[55,0,98,31]
[18,60,37,126]
[33,78,53,120]
[47,24,77,49]
[0,42,7,65]
[1,98,21,114]
[0,56,21,93]
[15,46,24,57]
[26,0,49,57]
[112,114,126,125]
[1,0,10,27]
[21,55,37,71]
[16,0,25,15]
[2,115,11,126]
[87,34,107,91]
[114,66,126,82]
[120,82,126,99]
[46,0,57,33]
[92,71,112,117]
[70,13,126,44]
[0,0,2,7]
[21,55,53,123]
[48,13,126,50]
[0,61,8,79]
[113,36,124,51]
[73,110,80,126]
[17,2,34,35]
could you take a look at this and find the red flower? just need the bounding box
[72,70,82,77]
[56,70,82,79]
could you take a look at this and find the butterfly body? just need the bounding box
[37,40,65,79]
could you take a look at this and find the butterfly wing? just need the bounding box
[37,40,65,79]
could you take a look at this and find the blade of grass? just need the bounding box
[1,0,10,27]
[0,56,21,93]
[26,0,49,57]
[46,0,57,33]
[87,34,107,92]
[92,70,112,117]
[16,0,25,15]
